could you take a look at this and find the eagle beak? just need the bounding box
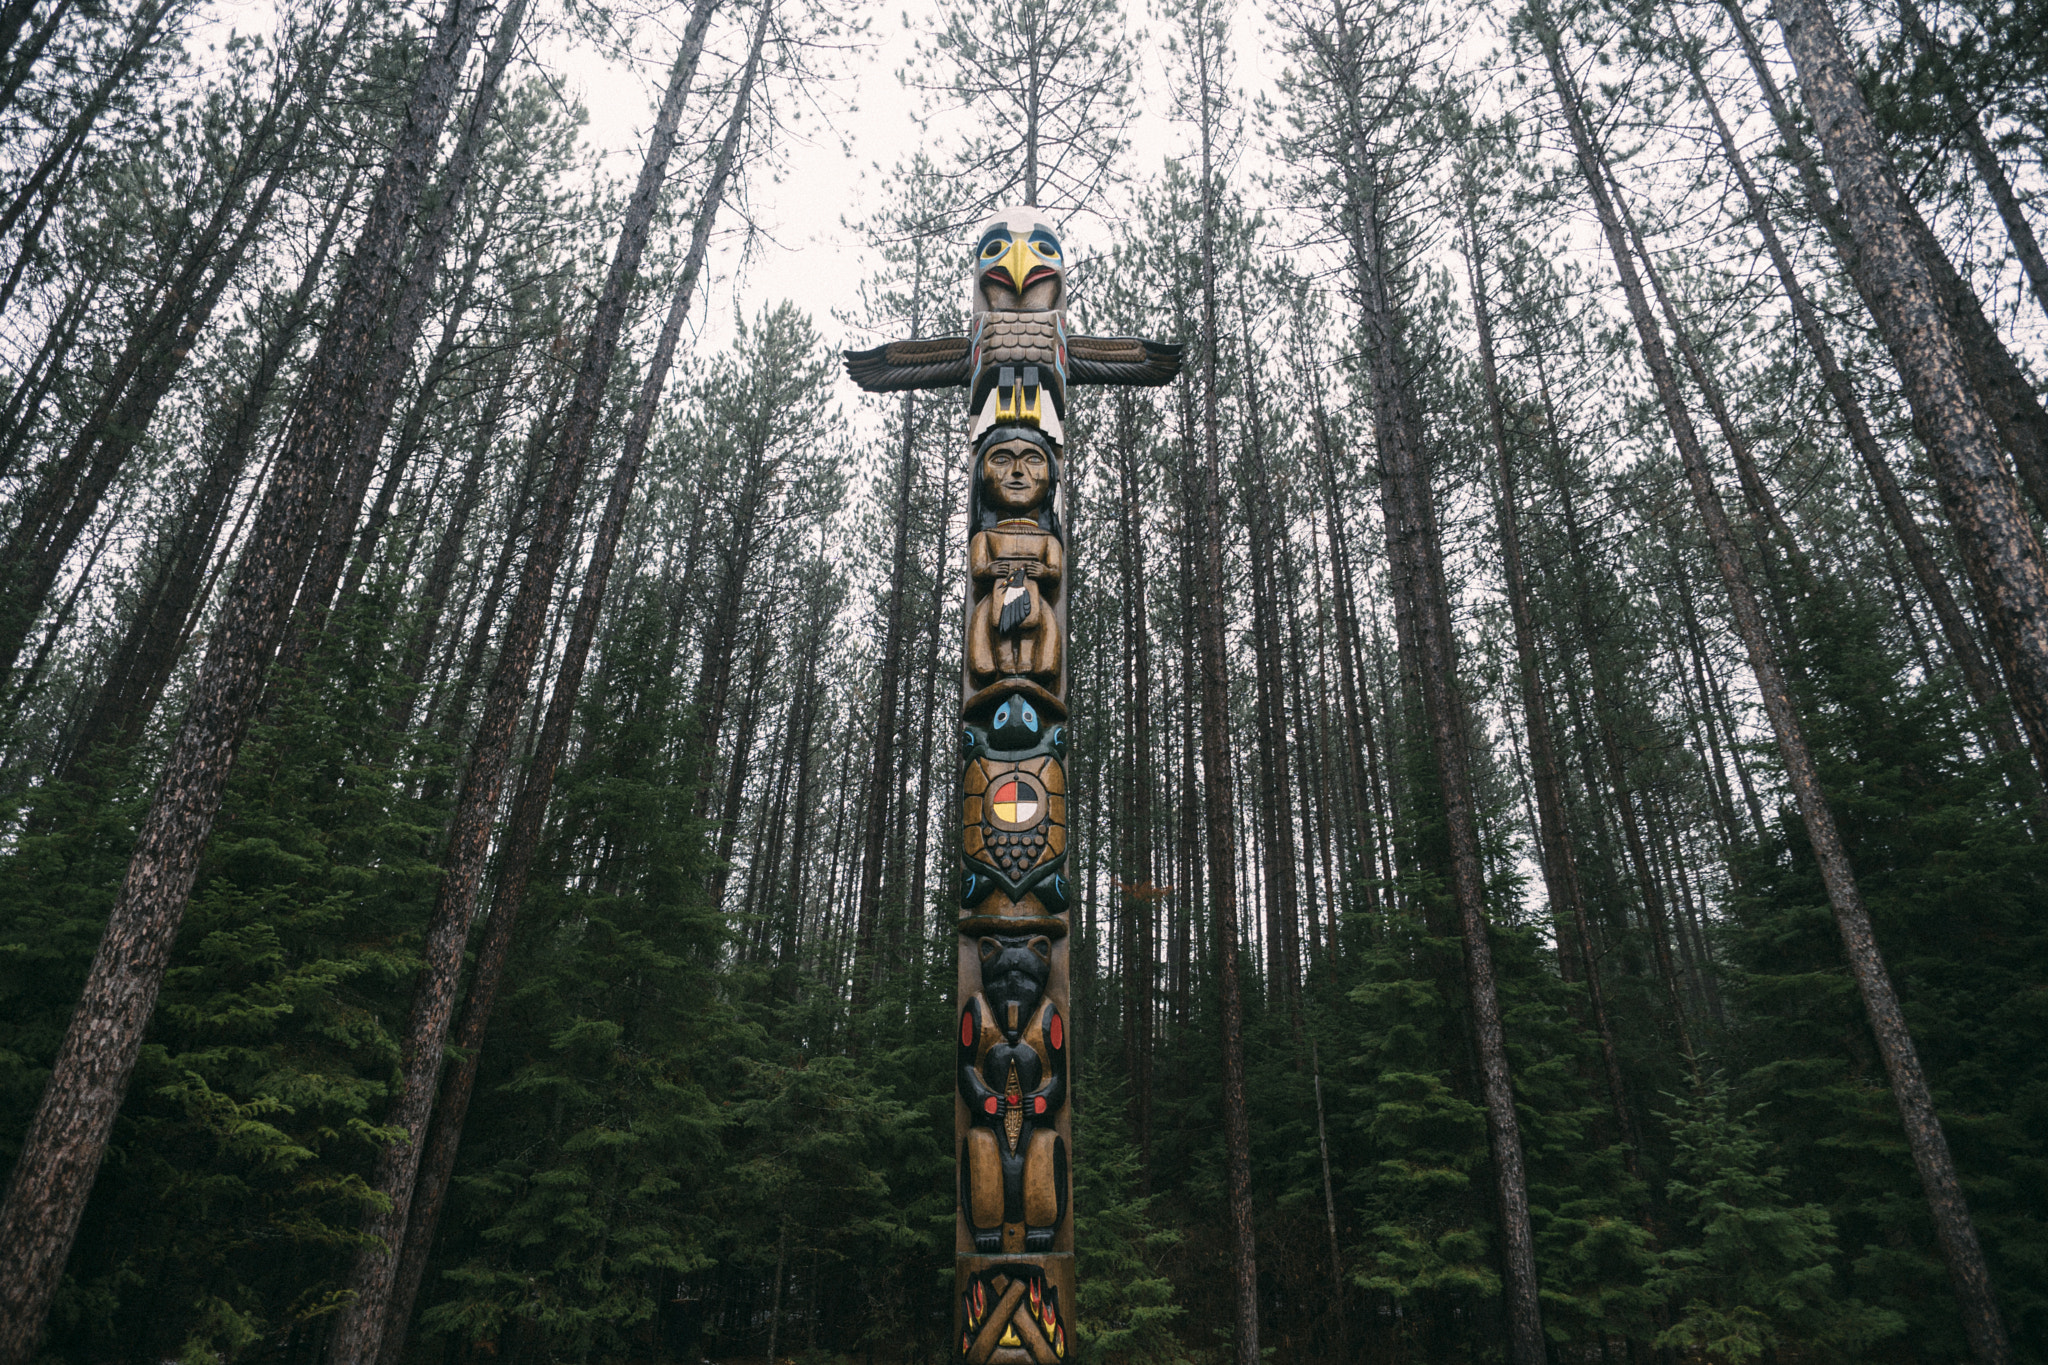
[993,235,1036,295]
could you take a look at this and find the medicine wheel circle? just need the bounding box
[989,776,1041,829]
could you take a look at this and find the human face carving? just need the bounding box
[983,439,1050,516]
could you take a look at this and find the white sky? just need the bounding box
[546,0,1289,371]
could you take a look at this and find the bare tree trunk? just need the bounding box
[1894,0,2048,323]
[283,0,529,660]
[1186,13,1258,1351]
[60,162,360,776]
[1464,205,1633,1151]
[1351,134,1544,1365]
[1713,0,2048,521]
[1113,393,1155,1180]
[0,272,97,485]
[1541,7,2012,1356]
[372,36,757,1333]
[323,5,726,1355]
[1769,0,2048,780]
[1238,303,1304,1032]
[907,456,957,943]
[0,0,491,1349]
[1667,10,2036,788]
[0,0,176,260]
[850,313,925,1024]
[0,3,352,684]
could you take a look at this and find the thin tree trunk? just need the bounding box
[286,0,529,657]
[1349,133,1544,1365]
[1112,391,1156,1179]
[1542,8,2012,1356]
[1465,206,1632,1150]
[1894,0,2048,323]
[1668,13,2035,785]
[907,454,956,942]
[0,271,95,485]
[1238,303,1304,1033]
[1714,0,2048,522]
[0,0,73,121]
[850,326,924,1024]
[1187,17,1258,1353]
[1770,0,2048,780]
[324,5,726,1355]
[1309,1036,1347,1358]
[0,5,350,684]
[60,162,360,775]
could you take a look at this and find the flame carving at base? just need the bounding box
[958,1265,1066,1365]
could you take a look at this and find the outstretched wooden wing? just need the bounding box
[1068,335,1183,387]
[843,336,972,392]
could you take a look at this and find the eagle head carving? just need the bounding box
[971,209,1065,315]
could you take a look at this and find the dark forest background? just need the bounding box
[0,0,2043,1359]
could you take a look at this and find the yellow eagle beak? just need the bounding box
[995,234,1036,294]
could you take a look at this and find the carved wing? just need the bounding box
[842,336,972,392]
[1067,335,1183,386]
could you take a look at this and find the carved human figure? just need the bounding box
[958,934,1069,1254]
[968,430,1064,691]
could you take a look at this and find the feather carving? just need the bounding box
[842,336,972,392]
[997,570,1031,634]
[1068,335,1183,386]
[846,332,1180,394]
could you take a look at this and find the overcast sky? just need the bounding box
[545,0,1289,370]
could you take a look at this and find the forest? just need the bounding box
[0,0,2043,1357]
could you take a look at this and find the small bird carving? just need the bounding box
[997,567,1031,634]
[843,209,1182,443]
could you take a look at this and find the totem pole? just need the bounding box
[846,209,1180,1361]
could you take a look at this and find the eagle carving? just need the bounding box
[842,210,1182,444]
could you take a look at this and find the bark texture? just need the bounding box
[368,29,762,1357]
[1541,6,2011,1356]
[0,0,491,1353]
[321,4,724,1356]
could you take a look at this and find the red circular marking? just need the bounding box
[984,1097,998,1115]
[1049,1014,1063,1050]
[960,1008,975,1048]
[1034,1097,1047,1114]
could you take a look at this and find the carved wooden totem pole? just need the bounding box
[846,209,1180,1361]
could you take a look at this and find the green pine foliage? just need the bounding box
[6,611,444,1363]
[1648,1076,1902,1363]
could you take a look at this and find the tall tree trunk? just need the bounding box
[1894,0,2048,323]
[1541,7,2012,1356]
[0,0,70,118]
[284,0,529,658]
[1713,0,2048,521]
[0,0,176,258]
[59,162,361,776]
[1667,8,2035,786]
[907,455,957,943]
[1768,0,2048,781]
[850,299,926,1025]
[0,0,491,1349]
[323,5,726,1355]
[1238,304,1304,1032]
[1113,392,1155,1179]
[0,2,352,684]
[0,272,97,485]
[1185,12,1258,1352]
[1349,133,1544,1365]
[371,35,758,1329]
[1464,204,1633,1149]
